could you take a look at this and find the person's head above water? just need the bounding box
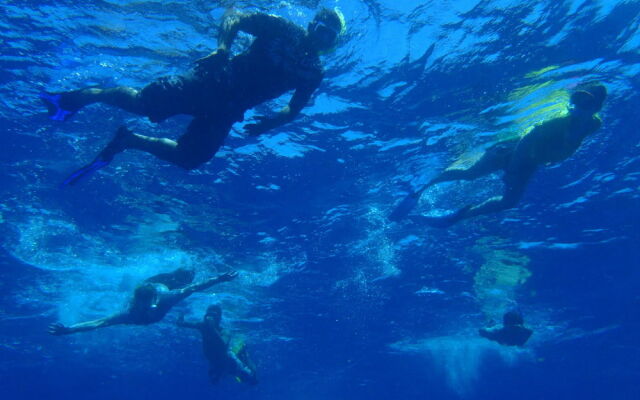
[205,304,223,326]
[570,83,607,114]
[307,8,345,52]
[503,310,524,327]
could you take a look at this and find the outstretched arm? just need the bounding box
[244,81,321,136]
[479,327,498,341]
[159,271,238,308]
[48,313,130,336]
[182,271,238,296]
[219,12,288,51]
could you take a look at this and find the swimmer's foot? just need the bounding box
[412,205,472,229]
[60,126,133,187]
[39,90,84,121]
[61,158,111,187]
[98,126,133,162]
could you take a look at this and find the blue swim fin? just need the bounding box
[39,92,76,121]
[59,126,132,187]
[60,158,110,187]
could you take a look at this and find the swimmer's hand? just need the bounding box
[217,270,238,283]
[48,322,71,336]
[245,105,295,136]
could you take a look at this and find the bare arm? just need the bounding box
[219,12,288,51]
[158,271,238,309]
[181,271,238,295]
[49,313,130,335]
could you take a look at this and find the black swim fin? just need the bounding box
[60,126,132,187]
[389,187,426,221]
[39,92,77,121]
[60,158,110,187]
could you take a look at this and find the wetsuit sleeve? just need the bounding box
[220,12,291,49]
[245,74,322,136]
[287,74,323,117]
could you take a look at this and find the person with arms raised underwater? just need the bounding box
[389,83,607,227]
[479,310,533,347]
[48,269,237,335]
[177,305,258,385]
[41,8,346,185]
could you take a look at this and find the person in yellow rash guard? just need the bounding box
[390,83,607,227]
[177,305,258,385]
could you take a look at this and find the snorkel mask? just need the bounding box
[309,7,346,53]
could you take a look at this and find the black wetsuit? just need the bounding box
[227,13,323,112]
[137,13,323,167]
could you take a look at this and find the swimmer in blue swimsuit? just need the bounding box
[48,270,237,335]
[390,84,607,227]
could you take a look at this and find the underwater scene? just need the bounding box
[1,0,639,399]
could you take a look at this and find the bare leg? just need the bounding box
[417,164,535,227]
[121,132,181,162]
[100,116,230,170]
[390,142,514,221]
[389,166,481,222]
[48,87,147,116]
[460,166,534,218]
[425,142,515,188]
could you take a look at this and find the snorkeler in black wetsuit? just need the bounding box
[40,8,345,184]
[479,310,533,347]
[177,305,258,385]
[48,270,237,335]
[389,84,607,227]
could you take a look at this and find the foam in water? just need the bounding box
[391,336,527,395]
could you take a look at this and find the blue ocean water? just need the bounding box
[1,0,639,399]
